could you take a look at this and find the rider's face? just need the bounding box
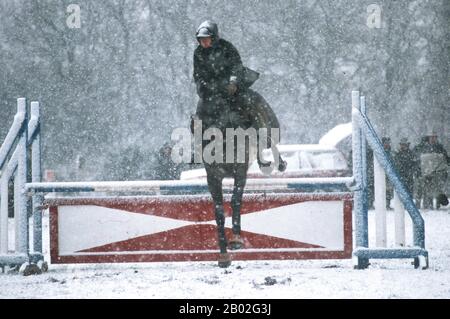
[199,37,212,49]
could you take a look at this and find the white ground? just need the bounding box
[1,208,449,299]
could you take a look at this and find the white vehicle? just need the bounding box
[179,144,349,180]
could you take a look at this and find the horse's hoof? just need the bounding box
[278,159,287,172]
[218,253,232,268]
[229,235,244,250]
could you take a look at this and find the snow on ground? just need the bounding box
[1,208,449,299]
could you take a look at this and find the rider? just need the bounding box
[193,21,242,113]
[192,20,287,172]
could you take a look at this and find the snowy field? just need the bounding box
[1,208,449,299]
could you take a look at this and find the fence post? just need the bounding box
[352,91,369,268]
[0,176,8,254]
[354,108,426,250]
[1,98,27,254]
[394,190,405,246]
[360,96,369,223]
[0,99,26,169]
[374,156,387,247]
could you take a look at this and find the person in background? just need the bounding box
[394,138,417,195]
[412,136,429,208]
[155,142,183,180]
[418,130,449,209]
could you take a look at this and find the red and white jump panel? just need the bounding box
[47,193,352,264]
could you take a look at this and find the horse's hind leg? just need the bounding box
[206,170,231,267]
[229,167,246,250]
[256,134,272,169]
[255,134,287,172]
[273,145,287,172]
[268,133,287,172]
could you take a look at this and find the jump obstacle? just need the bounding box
[0,91,428,275]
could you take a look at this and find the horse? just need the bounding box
[192,88,286,268]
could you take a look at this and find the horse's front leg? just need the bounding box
[206,169,231,267]
[229,165,247,250]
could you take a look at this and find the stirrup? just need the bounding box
[218,253,231,268]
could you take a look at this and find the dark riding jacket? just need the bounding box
[193,38,246,100]
[192,36,279,139]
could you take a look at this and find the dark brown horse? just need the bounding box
[192,89,286,267]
